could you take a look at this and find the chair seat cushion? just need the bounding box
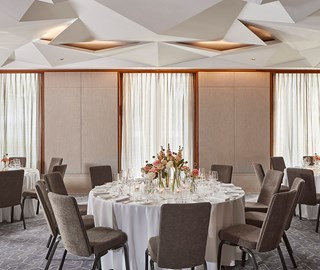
[279,185,290,192]
[148,236,159,261]
[218,224,260,250]
[22,189,38,199]
[82,215,95,230]
[78,204,87,215]
[245,211,265,228]
[87,227,127,255]
[245,201,268,212]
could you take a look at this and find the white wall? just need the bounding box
[44,72,118,194]
[198,72,270,192]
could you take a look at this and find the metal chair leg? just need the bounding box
[45,236,61,270]
[282,232,297,268]
[277,245,288,270]
[203,261,207,270]
[145,249,149,270]
[36,200,40,215]
[316,204,320,233]
[20,203,26,229]
[217,241,225,270]
[46,234,53,248]
[241,250,246,266]
[240,247,258,270]
[91,254,101,270]
[299,204,302,220]
[58,249,67,270]
[150,259,154,270]
[46,234,57,260]
[123,244,130,270]
[11,206,14,223]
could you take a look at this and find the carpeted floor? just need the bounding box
[0,204,320,270]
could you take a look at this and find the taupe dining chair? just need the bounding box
[210,164,233,183]
[217,189,297,270]
[89,165,112,188]
[270,156,286,172]
[245,178,305,268]
[252,163,265,186]
[145,202,212,270]
[48,192,130,270]
[0,170,25,229]
[35,181,94,270]
[47,157,63,173]
[52,164,67,179]
[286,168,320,232]
[245,170,283,212]
[45,172,87,215]
[9,157,26,167]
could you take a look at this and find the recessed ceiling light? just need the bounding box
[251,57,256,61]
[59,58,64,61]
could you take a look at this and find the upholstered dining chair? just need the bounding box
[252,163,265,186]
[245,178,305,268]
[217,189,297,270]
[0,170,25,229]
[52,164,67,178]
[47,157,63,173]
[35,181,94,270]
[286,168,320,232]
[89,165,112,188]
[145,202,212,270]
[245,170,283,212]
[45,171,87,215]
[48,192,130,270]
[270,156,290,192]
[9,156,26,167]
[210,164,233,183]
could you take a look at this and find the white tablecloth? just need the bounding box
[87,186,245,270]
[284,167,320,219]
[0,168,40,222]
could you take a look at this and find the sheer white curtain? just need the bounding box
[122,73,194,175]
[0,73,41,168]
[273,73,320,166]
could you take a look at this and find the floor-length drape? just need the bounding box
[122,73,194,175]
[273,73,320,166]
[0,73,41,168]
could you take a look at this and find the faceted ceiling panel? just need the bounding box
[1,0,320,69]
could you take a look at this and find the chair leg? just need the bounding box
[282,232,297,268]
[58,249,67,270]
[299,204,302,220]
[46,234,57,260]
[46,234,53,248]
[11,206,14,223]
[277,245,288,270]
[20,203,26,229]
[36,199,40,215]
[241,250,246,266]
[240,247,258,270]
[145,249,149,270]
[91,254,101,270]
[123,244,130,270]
[217,241,225,270]
[316,204,320,233]
[45,236,61,270]
[203,261,207,270]
[150,259,154,270]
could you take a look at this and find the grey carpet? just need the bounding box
[0,202,320,269]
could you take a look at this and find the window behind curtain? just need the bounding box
[273,73,320,166]
[0,73,41,168]
[121,73,194,176]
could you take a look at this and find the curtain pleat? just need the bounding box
[121,73,194,176]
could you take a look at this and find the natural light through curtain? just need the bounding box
[121,73,194,176]
[273,73,320,166]
[0,73,41,169]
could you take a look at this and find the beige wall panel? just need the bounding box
[199,72,235,88]
[45,72,81,88]
[44,87,81,173]
[199,86,235,171]
[234,87,270,173]
[235,72,270,87]
[81,72,117,88]
[81,86,118,174]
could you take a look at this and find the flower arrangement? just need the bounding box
[1,154,9,168]
[314,153,320,161]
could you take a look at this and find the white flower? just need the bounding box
[146,172,156,180]
[166,161,174,169]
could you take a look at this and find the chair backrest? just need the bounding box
[284,177,305,230]
[35,180,58,237]
[257,170,283,206]
[303,156,314,166]
[210,164,233,183]
[270,156,286,172]
[0,170,24,208]
[48,192,91,257]
[286,168,317,205]
[257,190,296,252]
[45,172,68,195]
[9,157,26,167]
[52,164,67,179]
[89,165,112,188]
[157,203,212,269]
[252,163,265,186]
[48,157,63,173]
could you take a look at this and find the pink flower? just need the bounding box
[181,165,190,172]
[192,169,199,177]
[153,160,161,166]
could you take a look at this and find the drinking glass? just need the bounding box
[212,171,218,181]
[199,168,205,180]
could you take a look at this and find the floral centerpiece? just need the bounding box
[1,154,9,168]
[189,168,199,193]
[314,153,320,165]
[142,144,196,192]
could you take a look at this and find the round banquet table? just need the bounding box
[284,166,320,220]
[87,182,245,270]
[0,168,40,222]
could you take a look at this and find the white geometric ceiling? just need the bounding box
[1,0,320,69]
